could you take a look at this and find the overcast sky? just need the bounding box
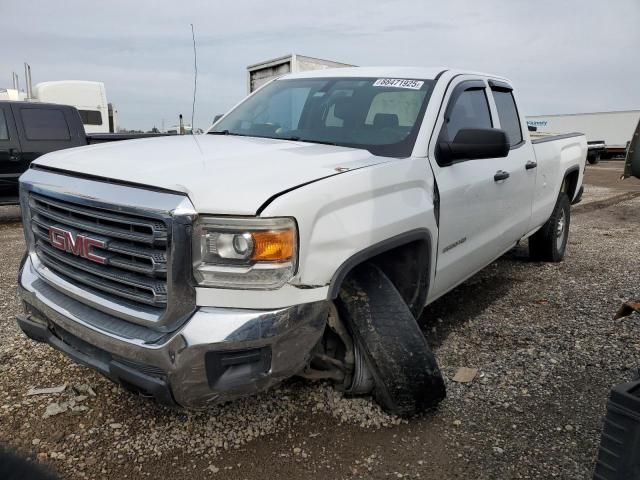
[2,0,639,131]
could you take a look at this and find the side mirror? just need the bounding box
[438,128,510,165]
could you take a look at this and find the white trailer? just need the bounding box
[526,110,640,161]
[33,80,117,134]
[246,54,354,94]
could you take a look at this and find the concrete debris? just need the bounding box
[43,402,68,419]
[27,384,67,396]
[75,384,97,397]
[452,367,478,383]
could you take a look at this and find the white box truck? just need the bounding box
[246,54,354,94]
[527,110,640,163]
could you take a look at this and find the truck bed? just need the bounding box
[529,131,587,230]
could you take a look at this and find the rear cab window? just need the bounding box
[491,87,523,147]
[20,108,71,141]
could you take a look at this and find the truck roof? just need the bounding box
[0,99,78,108]
[283,66,510,83]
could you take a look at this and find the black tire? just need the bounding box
[588,152,600,165]
[529,192,570,262]
[337,263,446,417]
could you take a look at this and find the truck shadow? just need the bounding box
[420,252,524,350]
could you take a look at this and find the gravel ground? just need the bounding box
[1,163,639,479]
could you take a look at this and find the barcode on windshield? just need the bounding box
[372,78,424,89]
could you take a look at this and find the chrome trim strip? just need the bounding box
[36,243,165,304]
[31,221,168,275]
[29,253,162,323]
[30,192,168,244]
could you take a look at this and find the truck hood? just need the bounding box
[33,135,390,214]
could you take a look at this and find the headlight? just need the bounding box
[192,217,297,289]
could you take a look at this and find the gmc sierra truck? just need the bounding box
[17,67,586,417]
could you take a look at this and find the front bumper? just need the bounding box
[18,256,328,408]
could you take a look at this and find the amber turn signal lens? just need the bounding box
[251,230,295,262]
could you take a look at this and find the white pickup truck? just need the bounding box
[17,67,586,417]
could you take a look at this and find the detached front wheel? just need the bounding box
[337,263,446,417]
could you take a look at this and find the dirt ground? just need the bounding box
[0,161,639,479]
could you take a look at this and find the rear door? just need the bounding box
[486,81,536,245]
[427,77,509,301]
[0,103,23,194]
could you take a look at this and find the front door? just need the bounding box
[427,77,514,301]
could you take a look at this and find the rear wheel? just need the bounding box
[337,263,446,417]
[529,192,570,262]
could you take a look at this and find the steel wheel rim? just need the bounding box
[556,209,566,251]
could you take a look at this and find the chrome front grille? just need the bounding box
[30,192,169,309]
[21,167,197,331]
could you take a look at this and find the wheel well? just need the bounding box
[329,231,431,319]
[563,169,580,201]
[369,240,430,318]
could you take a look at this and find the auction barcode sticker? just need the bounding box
[373,78,424,89]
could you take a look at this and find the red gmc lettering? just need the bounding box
[48,226,107,265]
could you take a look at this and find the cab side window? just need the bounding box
[20,108,70,141]
[441,89,492,142]
[492,89,523,147]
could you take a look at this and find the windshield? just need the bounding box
[210,77,436,158]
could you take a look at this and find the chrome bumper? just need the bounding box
[18,256,328,408]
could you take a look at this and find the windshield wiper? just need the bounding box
[207,130,249,137]
[209,132,338,147]
[281,136,337,146]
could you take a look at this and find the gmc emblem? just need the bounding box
[48,226,107,265]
